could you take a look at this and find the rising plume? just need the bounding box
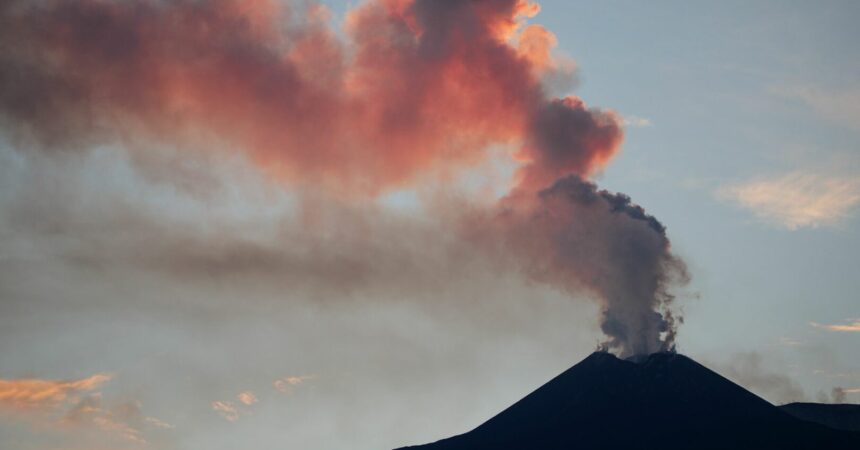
[0,0,687,356]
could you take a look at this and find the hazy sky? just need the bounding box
[1,1,859,449]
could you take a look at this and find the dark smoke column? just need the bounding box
[538,177,688,357]
[478,173,688,357]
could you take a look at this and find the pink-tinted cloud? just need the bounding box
[237,391,258,406]
[0,0,688,356]
[811,319,860,332]
[211,400,240,422]
[274,375,315,394]
[0,0,622,196]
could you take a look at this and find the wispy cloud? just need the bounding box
[273,375,315,394]
[66,397,150,444]
[831,387,860,403]
[709,352,806,404]
[778,336,803,347]
[0,373,170,445]
[771,84,860,130]
[144,416,174,429]
[211,400,239,422]
[212,390,261,422]
[813,369,860,380]
[621,115,652,128]
[719,172,860,229]
[0,373,111,411]
[811,319,860,332]
[237,391,258,406]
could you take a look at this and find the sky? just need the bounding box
[0,1,859,449]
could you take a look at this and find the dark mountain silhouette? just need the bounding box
[780,402,860,432]
[396,352,860,449]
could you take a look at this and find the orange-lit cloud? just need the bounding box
[0,0,622,196]
[64,396,153,444]
[213,390,261,422]
[811,319,860,332]
[0,373,111,411]
[0,373,170,445]
[274,375,315,394]
[237,391,258,406]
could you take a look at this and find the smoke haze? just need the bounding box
[0,0,687,357]
[0,1,700,448]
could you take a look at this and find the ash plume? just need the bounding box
[0,0,688,356]
[468,176,687,357]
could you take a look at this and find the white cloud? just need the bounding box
[621,115,652,128]
[778,336,803,347]
[771,84,860,130]
[719,172,860,229]
[811,319,860,332]
[145,416,175,429]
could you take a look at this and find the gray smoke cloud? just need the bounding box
[710,352,806,405]
[0,0,687,360]
[831,387,847,404]
[464,176,688,357]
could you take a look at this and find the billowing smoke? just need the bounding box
[0,0,687,356]
[0,0,605,193]
[467,177,687,357]
[832,387,847,404]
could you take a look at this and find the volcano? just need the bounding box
[396,352,860,449]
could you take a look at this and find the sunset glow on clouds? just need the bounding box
[211,401,240,422]
[237,391,258,406]
[0,0,622,195]
[0,373,170,446]
[719,172,860,229]
[212,390,262,422]
[274,375,315,394]
[811,319,860,332]
[0,373,111,411]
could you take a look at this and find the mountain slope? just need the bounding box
[396,352,860,449]
[780,402,860,432]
